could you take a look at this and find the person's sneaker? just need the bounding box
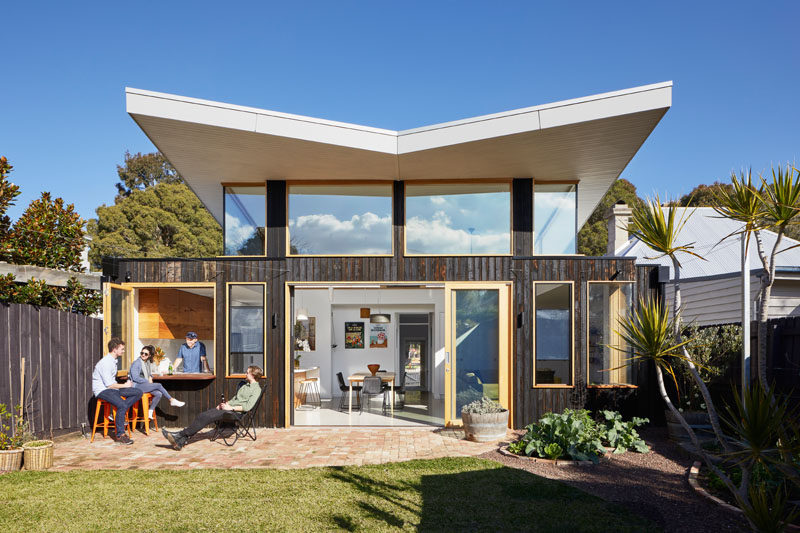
[114,433,133,445]
[162,429,185,450]
[169,398,185,407]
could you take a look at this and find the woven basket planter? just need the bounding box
[23,440,53,471]
[0,448,24,472]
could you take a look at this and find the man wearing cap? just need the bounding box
[175,332,209,373]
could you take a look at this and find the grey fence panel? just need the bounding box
[0,303,102,437]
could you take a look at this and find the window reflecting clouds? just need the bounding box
[224,186,265,256]
[534,184,576,254]
[406,183,510,255]
[288,184,392,255]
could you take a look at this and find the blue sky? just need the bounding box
[1,1,798,224]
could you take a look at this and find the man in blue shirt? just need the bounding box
[175,331,209,373]
[92,338,142,445]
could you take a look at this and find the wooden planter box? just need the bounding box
[462,410,509,442]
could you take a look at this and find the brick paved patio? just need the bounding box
[51,426,506,471]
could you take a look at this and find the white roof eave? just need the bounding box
[126,82,672,225]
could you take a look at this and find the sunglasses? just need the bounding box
[140,351,150,356]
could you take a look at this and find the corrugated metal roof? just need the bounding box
[616,207,800,279]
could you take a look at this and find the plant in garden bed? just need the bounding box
[508,409,648,463]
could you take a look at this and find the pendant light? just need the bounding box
[295,289,308,321]
[370,288,391,323]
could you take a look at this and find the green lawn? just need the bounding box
[0,458,656,532]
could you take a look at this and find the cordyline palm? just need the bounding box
[615,299,735,481]
[627,196,730,451]
[713,164,800,388]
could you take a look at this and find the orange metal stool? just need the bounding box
[91,396,134,442]
[128,393,159,435]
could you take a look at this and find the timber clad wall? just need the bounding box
[108,179,662,428]
[0,303,102,437]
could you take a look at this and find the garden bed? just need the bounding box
[498,445,613,466]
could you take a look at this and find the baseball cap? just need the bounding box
[186,331,198,339]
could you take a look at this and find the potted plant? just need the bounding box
[0,404,25,472]
[461,397,508,442]
[23,439,54,470]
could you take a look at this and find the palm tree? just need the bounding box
[627,196,730,451]
[713,164,800,387]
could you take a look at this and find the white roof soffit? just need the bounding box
[126,82,672,225]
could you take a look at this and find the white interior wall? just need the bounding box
[294,288,444,398]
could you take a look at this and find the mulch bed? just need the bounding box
[479,427,749,532]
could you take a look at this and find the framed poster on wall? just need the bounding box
[369,323,388,348]
[345,322,364,349]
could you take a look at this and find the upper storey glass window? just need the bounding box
[405,182,511,255]
[534,183,577,254]
[288,183,392,255]
[224,185,266,256]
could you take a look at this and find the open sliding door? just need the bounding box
[444,282,511,427]
[102,283,133,372]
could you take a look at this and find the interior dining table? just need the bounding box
[347,371,395,415]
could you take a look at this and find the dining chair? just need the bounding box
[361,376,387,414]
[336,372,361,411]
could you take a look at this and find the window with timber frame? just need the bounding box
[533,282,573,387]
[405,181,511,255]
[226,283,266,377]
[587,282,635,386]
[224,184,266,256]
[534,183,577,254]
[287,183,392,256]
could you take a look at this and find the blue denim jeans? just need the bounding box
[133,382,172,412]
[96,387,143,437]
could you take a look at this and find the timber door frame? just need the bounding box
[444,281,513,427]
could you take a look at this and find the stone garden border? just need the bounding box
[497,445,611,466]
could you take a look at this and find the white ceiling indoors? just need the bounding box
[126,82,671,230]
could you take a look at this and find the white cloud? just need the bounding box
[225,213,257,252]
[430,196,446,205]
[289,212,392,254]
[406,212,509,254]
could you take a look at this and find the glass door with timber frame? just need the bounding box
[444,283,511,426]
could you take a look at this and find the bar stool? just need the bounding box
[128,393,159,436]
[298,367,321,409]
[91,396,133,442]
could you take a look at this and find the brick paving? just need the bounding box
[51,426,505,471]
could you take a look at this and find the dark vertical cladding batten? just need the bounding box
[267,181,287,258]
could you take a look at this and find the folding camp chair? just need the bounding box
[210,383,267,446]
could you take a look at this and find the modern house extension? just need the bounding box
[102,82,672,430]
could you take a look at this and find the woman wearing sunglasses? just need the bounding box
[129,345,185,420]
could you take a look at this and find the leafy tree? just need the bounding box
[88,181,222,268]
[0,156,21,259]
[0,157,100,314]
[577,178,642,256]
[674,181,733,207]
[115,151,182,199]
[8,192,86,271]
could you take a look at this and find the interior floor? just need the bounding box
[294,391,444,427]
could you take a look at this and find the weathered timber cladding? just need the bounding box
[116,254,638,429]
[0,303,101,437]
[106,179,648,429]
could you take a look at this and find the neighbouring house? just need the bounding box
[609,205,800,327]
[101,82,672,430]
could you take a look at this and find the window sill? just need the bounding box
[587,384,638,389]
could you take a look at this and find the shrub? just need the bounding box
[511,409,650,462]
[517,409,606,462]
[0,404,28,450]
[461,396,506,414]
[600,410,649,454]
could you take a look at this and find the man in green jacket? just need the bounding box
[162,365,263,450]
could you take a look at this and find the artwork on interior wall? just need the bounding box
[294,317,316,351]
[369,323,388,348]
[345,322,364,349]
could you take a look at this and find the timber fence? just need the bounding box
[0,303,102,437]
